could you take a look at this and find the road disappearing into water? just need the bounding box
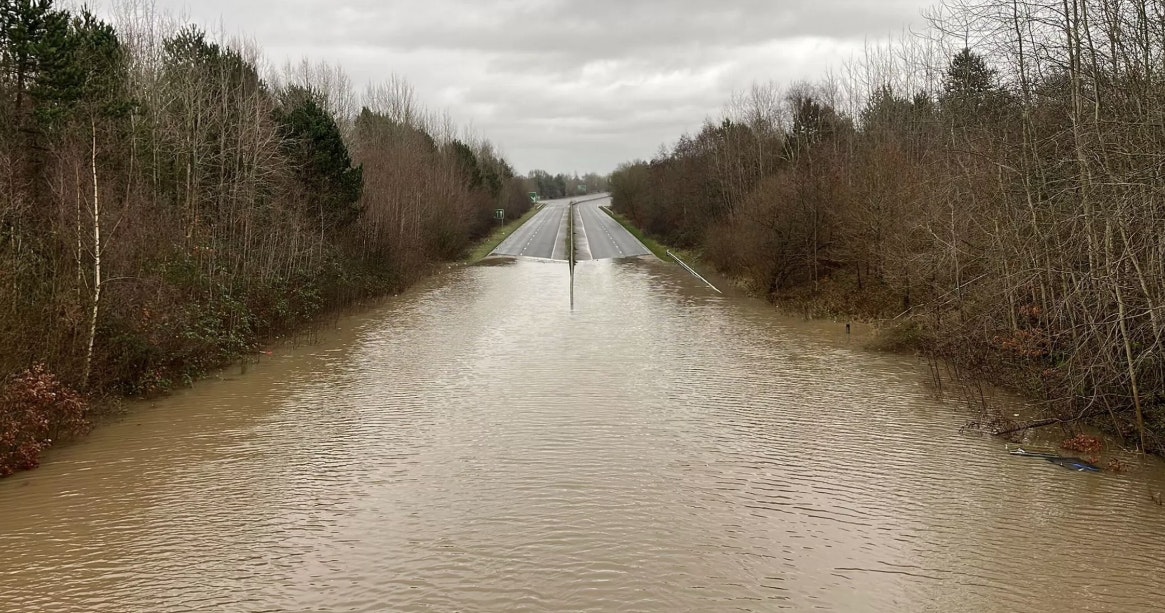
[490,194,651,261]
[491,198,571,260]
[573,196,652,260]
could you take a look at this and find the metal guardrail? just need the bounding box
[667,250,721,294]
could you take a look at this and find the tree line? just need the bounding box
[525,169,608,200]
[0,0,531,474]
[611,0,1165,454]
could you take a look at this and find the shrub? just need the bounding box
[0,364,90,477]
[1061,434,1103,455]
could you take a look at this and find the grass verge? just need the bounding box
[464,205,542,263]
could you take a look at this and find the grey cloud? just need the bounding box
[132,0,933,173]
[269,0,922,56]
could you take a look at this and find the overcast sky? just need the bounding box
[114,0,933,175]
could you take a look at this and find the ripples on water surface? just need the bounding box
[2,258,1164,612]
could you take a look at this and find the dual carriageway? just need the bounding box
[490,195,652,261]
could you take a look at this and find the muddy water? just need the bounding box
[2,258,1164,612]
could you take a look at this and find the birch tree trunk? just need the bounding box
[82,120,102,389]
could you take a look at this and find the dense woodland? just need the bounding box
[612,0,1165,453]
[0,0,531,474]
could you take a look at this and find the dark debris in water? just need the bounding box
[1009,447,1102,473]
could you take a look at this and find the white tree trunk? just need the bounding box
[83,120,102,389]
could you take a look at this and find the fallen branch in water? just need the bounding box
[993,417,1063,437]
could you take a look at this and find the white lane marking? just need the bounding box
[495,206,552,255]
[575,204,592,260]
[519,207,555,256]
[594,203,652,257]
[577,205,587,256]
[551,206,565,260]
[496,203,573,258]
[585,203,623,257]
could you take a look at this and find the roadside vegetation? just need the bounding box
[0,0,531,475]
[611,0,1165,454]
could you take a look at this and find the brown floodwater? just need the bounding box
[1,257,1164,612]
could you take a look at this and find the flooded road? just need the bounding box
[2,258,1164,612]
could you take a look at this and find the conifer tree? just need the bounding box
[275,87,363,230]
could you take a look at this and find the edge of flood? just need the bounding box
[606,211,1165,479]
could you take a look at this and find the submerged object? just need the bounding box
[1009,447,1059,459]
[1045,457,1101,472]
[1008,447,1101,472]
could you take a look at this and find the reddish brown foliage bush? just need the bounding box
[1061,434,1104,455]
[0,364,90,477]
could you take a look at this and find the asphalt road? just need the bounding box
[490,197,572,260]
[490,194,652,261]
[573,196,652,260]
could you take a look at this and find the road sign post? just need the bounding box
[494,209,505,223]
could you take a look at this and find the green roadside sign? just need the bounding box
[495,209,505,221]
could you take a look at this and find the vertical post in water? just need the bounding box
[569,201,575,310]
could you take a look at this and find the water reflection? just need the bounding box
[1,257,1163,612]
